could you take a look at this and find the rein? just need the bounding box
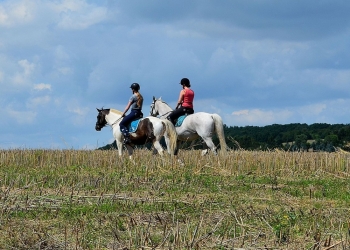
[111,116,123,127]
[158,111,171,118]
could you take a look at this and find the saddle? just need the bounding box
[127,112,143,132]
[175,115,188,127]
[128,118,142,133]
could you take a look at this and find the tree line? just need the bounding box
[98,123,350,152]
[221,123,350,152]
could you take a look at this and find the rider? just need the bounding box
[167,77,194,125]
[120,83,143,144]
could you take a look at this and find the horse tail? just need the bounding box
[211,113,227,153]
[162,119,178,155]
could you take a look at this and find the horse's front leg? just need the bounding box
[114,130,125,157]
[115,139,124,157]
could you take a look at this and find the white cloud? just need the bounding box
[7,109,36,124]
[0,1,35,27]
[33,83,51,91]
[53,0,108,30]
[68,105,89,126]
[68,106,88,116]
[18,59,35,76]
[57,67,73,75]
[11,59,35,86]
[26,95,51,108]
[231,109,293,126]
[298,103,327,117]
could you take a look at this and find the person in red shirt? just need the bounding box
[167,78,194,125]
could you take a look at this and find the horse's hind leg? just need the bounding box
[125,145,134,159]
[152,140,164,156]
[202,137,217,156]
[163,135,172,155]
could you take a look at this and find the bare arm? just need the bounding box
[122,101,132,117]
[175,90,185,109]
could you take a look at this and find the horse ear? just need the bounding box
[159,96,162,100]
[96,108,101,112]
[153,96,156,101]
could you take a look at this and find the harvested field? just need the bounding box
[1,149,350,249]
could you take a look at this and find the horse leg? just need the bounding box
[125,144,134,159]
[202,137,217,156]
[201,141,209,156]
[174,140,181,156]
[116,140,124,157]
[163,135,172,155]
[152,139,164,156]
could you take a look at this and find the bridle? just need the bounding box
[150,100,157,117]
[96,111,107,130]
[96,108,122,130]
[150,99,172,118]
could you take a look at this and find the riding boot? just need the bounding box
[123,135,131,145]
[121,128,131,144]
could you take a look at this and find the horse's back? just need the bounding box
[182,112,217,126]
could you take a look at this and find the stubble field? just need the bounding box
[1,148,350,249]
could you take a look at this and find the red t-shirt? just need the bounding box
[182,89,194,108]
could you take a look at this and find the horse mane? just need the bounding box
[110,109,123,115]
[156,98,170,107]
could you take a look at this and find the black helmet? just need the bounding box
[180,78,190,87]
[130,82,140,91]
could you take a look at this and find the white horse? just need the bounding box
[95,108,177,159]
[150,97,227,155]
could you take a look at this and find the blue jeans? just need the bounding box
[119,109,143,137]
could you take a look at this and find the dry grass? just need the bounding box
[1,148,350,249]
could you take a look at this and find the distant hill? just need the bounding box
[223,123,350,152]
[98,123,350,152]
[97,141,118,150]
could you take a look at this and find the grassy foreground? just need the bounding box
[1,149,350,249]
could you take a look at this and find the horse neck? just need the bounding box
[156,101,173,116]
[105,111,122,126]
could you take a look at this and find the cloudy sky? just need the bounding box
[1,0,350,149]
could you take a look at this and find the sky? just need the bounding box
[1,0,350,149]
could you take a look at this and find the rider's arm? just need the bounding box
[175,90,185,109]
[122,101,132,117]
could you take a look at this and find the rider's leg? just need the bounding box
[119,113,135,144]
[183,107,194,115]
[167,108,185,125]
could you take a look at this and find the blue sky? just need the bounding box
[1,0,350,149]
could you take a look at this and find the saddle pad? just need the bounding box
[128,119,142,133]
[175,115,187,127]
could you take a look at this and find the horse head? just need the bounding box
[95,108,108,131]
[150,96,159,117]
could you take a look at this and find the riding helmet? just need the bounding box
[130,82,140,91]
[180,78,190,87]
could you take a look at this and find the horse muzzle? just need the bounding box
[95,124,102,131]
